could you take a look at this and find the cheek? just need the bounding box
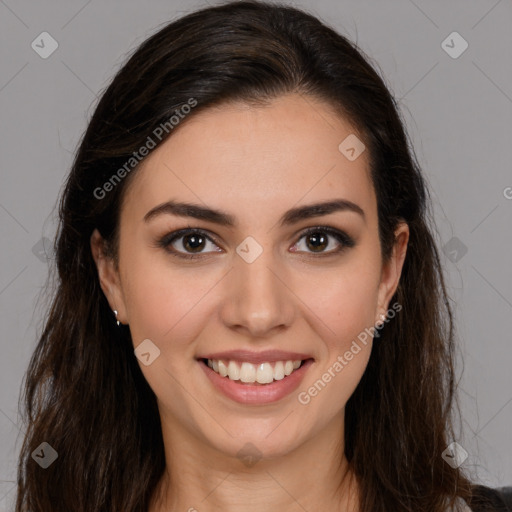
[296,257,381,348]
[123,268,205,344]
[122,240,382,347]
[294,267,378,418]
[292,254,380,405]
[120,246,224,361]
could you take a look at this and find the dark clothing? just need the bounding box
[468,485,512,511]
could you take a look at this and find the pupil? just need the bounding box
[307,232,327,252]
[184,234,204,252]
[181,232,328,253]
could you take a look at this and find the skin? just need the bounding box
[91,93,409,512]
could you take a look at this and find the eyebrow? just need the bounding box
[143,198,365,227]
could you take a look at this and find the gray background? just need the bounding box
[1,0,511,509]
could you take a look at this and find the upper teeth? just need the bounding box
[207,359,302,384]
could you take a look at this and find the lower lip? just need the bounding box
[199,359,314,405]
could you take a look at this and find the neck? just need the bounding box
[149,411,360,512]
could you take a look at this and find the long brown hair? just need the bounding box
[15,1,493,510]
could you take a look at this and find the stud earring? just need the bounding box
[113,310,120,327]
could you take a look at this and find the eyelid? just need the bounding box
[295,226,355,252]
[157,227,222,257]
[157,225,355,259]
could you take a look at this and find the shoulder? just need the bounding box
[465,485,512,512]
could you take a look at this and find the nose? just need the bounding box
[219,248,295,338]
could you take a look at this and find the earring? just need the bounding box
[113,310,120,327]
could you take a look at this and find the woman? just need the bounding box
[15,1,511,511]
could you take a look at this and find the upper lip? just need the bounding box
[197,350,314,364]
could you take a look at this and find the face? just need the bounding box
[91,93,408,461]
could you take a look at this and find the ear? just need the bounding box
[90,228,128,325]
[375,222,409,324]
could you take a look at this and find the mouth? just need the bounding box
[197,355,315,405]
[199,358,309,385]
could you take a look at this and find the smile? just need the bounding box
[198,356,314,405]
[205,358,303,384]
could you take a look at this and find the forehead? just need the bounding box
[121,93,376,227]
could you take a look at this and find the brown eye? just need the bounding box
[158,226,355,260]
[180,233,207,253]
[292,227,355,255]
[304,231,329,252]
[158,228,222,259]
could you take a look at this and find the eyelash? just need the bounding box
[157,226,355,260]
